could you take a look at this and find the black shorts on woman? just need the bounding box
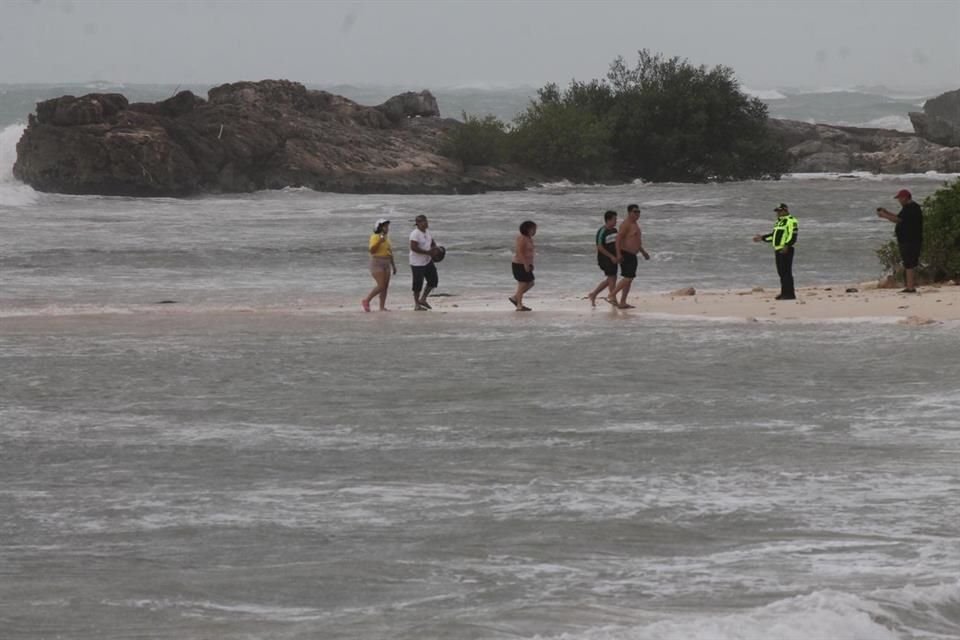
[512,262,534,283]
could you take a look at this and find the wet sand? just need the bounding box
[2,283,958,332]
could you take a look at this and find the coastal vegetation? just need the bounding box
[442,50,789,183]
[877,178,960,282]
[439,113,509,167]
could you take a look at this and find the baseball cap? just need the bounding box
[894,189,912,200]
[374,218,390,231]
[774,203,789,212]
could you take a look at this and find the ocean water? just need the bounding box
[2,107,960,639]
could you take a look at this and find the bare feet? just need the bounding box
[361,300,370,312]
[588,293,597,307]
[617,303,635,309]
[516,305,532,312]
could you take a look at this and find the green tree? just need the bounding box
[508,86,613,180]
[440,112,509,167]
[877,178,960,282]
[439,50,788,183]
[603,50,786,181]
[506,50,786,182]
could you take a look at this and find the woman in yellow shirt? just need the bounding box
[362,218,396,312]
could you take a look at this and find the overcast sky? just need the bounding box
[1,0,958,90]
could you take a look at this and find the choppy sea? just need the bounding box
[1,86,959,640]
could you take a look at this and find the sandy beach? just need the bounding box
[2,282,959,332]
[387,282,960,324]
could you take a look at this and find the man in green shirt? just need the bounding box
[587,210,619,306]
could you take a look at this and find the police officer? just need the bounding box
[753,203,798,300]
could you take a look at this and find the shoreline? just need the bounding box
[2,283,958,330]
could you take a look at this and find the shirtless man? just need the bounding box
[610,204,650,309]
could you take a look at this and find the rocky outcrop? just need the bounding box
[376,90,440,124]
[768,118,960,173]
[909,88,960,148]
[13,79,535,196]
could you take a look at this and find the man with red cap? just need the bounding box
[877,189,923,293]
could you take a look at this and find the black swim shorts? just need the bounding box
[620,251,638,279]
[598,255,618,277]
[411,262,438,292]
[512,262,534,283]
[898,241,921,270]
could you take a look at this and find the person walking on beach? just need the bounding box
[510,220,537,311]
[753,203,798,300]
[610,204,650,309]
[877,189,923,293]
[587,210,620,307]
[362,218,396,312]
[409,214,439,310]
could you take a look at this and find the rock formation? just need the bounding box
[14,79,960,195]
[768,118,960,173]
[13,80,534,196]
[909,88,960,148]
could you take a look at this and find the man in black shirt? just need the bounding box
[877,189,923,293]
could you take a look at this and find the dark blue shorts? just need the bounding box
[598,255,618,277]
[512,262,534,283]
[620,252,638,279]
[899,241,921,269]
[411,262,438,292]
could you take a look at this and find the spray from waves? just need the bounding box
[0,124,39,207]
[783,170,960,182]
[842,115,915,132]
[545,582,960,640]
[741,86,787,101]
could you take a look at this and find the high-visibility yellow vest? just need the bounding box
[769,215,798,251]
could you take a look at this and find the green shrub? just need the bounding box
[508,87,614,181]
[507,50,787,183]
[439,50,788,183]
[876,239,902,280]
[877,178,960,282]
[440,113,509,167]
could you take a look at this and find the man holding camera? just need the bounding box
[877,189,923,293]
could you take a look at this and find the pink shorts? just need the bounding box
[370,257,392,274]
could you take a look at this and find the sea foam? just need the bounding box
[0,123,38,207]
[552,585,958,640]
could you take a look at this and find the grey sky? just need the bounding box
[1,0,958,90]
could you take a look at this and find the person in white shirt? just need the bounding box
[409,214,439,310]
